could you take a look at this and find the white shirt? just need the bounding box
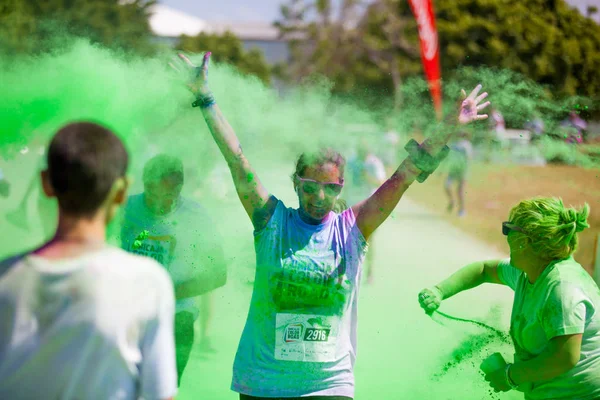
[0,247,178,400]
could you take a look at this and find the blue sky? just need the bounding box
[159,0,600,22]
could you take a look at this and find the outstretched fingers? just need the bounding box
[177,53,196,68]
[475,91,488,104]
[477,100,491,111]
[201,52,211,72]
[466,84,483,101]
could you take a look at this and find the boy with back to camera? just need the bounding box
[0,122,178,400]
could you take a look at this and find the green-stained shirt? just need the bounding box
[498,257,600,400]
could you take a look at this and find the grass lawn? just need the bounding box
[406,163,600,275]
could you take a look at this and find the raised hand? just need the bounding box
[458,84,490,125]
[170,52,212,97]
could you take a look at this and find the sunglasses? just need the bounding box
[297,177,344,197]
[502,221,525,236]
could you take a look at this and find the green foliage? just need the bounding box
[434,0,600,97]
[0,0,157,55]
[277,0,600,101]
[176,32,271,85]
[275,0,421,104]
[538,136,597,167]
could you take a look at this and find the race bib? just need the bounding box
[274,313,340,362]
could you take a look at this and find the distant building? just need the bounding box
[148,4,290,65]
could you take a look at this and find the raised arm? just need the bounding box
[175,53,274,229]
[352,85,490,240]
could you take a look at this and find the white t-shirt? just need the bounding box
[0,247,178,400]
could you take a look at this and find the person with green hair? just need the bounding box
[419,197,600,399]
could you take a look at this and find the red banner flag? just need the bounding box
[408,0,442,119]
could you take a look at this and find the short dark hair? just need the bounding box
[142,154,184,186]
[47,121,128,216]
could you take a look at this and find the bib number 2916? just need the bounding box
[304,328,330,342]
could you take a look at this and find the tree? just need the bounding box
[276,0,600,101]
[0,0,157,55]
[435,0,600,97]
[357,0,421,109]
[176,31,271,85]
[275,0,368,92]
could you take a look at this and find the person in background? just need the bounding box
[525,113,545,144]
[119,154,227,386]
[491,107,506,136]
[444,132,473,217]
[489,107,506,154]
[561,111,587,144]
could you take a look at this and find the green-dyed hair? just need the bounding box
[509,197,590,260]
